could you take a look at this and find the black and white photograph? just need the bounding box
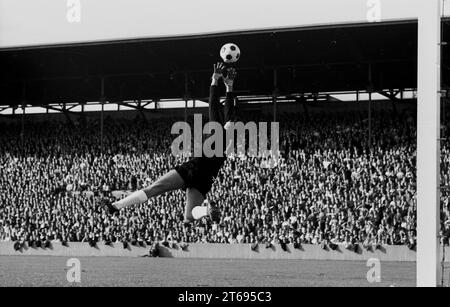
[0,0,449,292]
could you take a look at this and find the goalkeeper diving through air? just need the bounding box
[103,62,237,223]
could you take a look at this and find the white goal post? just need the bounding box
[417,0,442,287]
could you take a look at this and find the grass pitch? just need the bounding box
[0,256,415,287]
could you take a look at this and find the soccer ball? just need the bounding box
[220,43,241,63]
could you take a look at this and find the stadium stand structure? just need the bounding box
[1,21,450,258]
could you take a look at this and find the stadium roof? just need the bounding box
[1,21,429,109]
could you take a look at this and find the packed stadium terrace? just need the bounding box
[2,104,447,251]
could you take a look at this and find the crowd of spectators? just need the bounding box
[0,105,432,251]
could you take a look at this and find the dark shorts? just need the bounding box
[175,156,226,197]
